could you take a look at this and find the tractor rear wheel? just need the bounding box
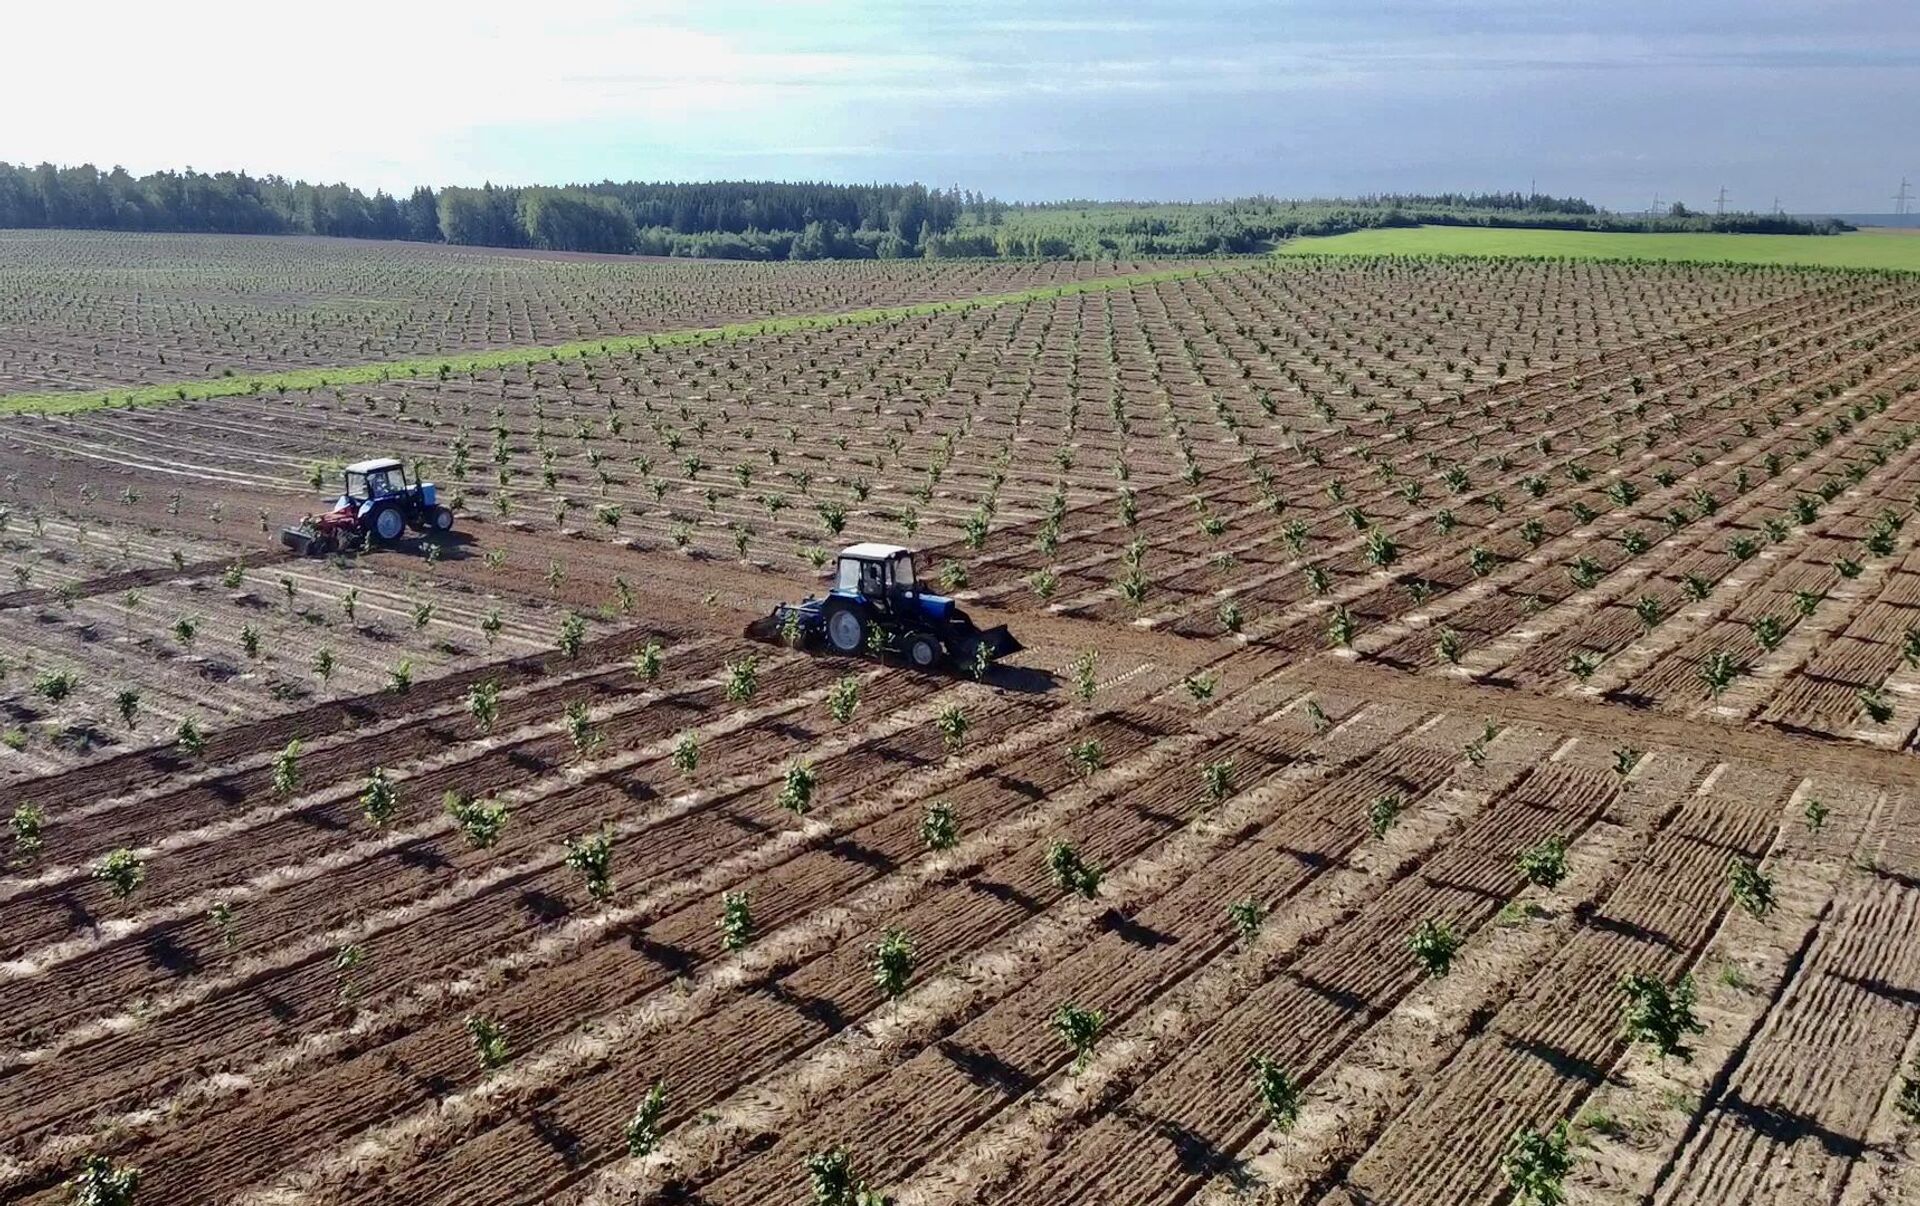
[823,600,866,654]
[904,633,941,670]
[370,506,405,542]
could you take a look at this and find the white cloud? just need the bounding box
[0,0,939,187]
[2,0,1911,206]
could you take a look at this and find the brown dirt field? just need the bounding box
[3,249,1920,1206]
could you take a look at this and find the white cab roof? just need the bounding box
[344,458,403,474]
[839,542,910,561]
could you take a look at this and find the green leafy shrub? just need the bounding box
[1620,973,1702,1060]
[1052,1002,1104,1072]
[1249,1054,1302,1132]
[1502,1121,1576,1205]
[1408,918,1462,977]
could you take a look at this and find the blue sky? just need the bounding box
[6,0,1916,211]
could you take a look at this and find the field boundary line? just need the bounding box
[0,265,1240,417]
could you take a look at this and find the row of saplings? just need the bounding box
[40,671,1912,1205]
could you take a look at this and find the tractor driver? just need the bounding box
[859,558,886,599]
[365,467,394,496]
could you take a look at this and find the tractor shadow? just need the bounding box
[984,664,1059,696]
[332,530,481,563]
[822,656,1060,696]
[417,529,480,559]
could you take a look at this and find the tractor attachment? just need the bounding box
[280,513,351,557]
[742,610,789,643]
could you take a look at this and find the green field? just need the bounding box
[1276,224,1920,271]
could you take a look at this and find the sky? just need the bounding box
[5,0,1916,212]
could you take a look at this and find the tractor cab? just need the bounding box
[833,543,921,611]
[341,458,408,506]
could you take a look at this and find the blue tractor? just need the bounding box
[746,543,1022,670]
[281,457,454,556]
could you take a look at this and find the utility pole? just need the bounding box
[1896,178,1914,217]
[1714,186,1730,216]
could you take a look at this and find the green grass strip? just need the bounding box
[0,265,1231,417]
[1275,225,1920,272]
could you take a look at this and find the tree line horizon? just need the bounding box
[0,161,1848,260]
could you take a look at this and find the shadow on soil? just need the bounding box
[938,1038,1034,1096]
[1714,1094,1870,1161]
[967,877,1048,917]
[1501,1034,1612,1087]
[1116,1103,1256,1189]
[145,929,202,976]
[531,1107,586,1167]
[1832,969,1920,1007]
[1289,969,1369,1014]
[519,887,571,926]
[761,981,847,1031]
[822,835,898,873]
[1098,908,1177,949]
[1870,864,1920,894]
[627,933,696,976]
[1580,908,1684,952]
[985,664,1061,696]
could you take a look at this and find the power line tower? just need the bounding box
[1714,186,1730,216]
[1649,194,1662,218]
[1896,178,1914,217]
[1772,196,1783,216]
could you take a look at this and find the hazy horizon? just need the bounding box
[7,0,1915,214]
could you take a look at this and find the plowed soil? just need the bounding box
[3,238,1919,1205]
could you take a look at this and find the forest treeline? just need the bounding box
[960,196,1851,257]
[0,162,1848,260]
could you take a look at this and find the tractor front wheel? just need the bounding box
[429,505,455,533]
[823,601,866,654]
